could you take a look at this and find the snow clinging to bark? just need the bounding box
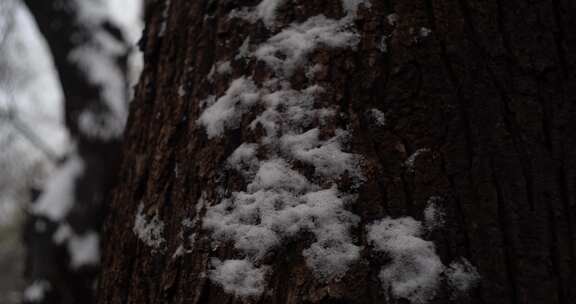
[367,217,444,303]
[133,203,166,250]
[198,0,479,299]
[367,213,480,303]
[209,259,268,296]
[197,77,260,138]
[201,8,364,293]
[253,15,359,76]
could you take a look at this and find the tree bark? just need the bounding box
[99,0,576,304]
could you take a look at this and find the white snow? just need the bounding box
[227,143,259,174]
[367,217,444,303]
[253,15,359,76]
[229,0,369,27]
[52,223,101,268]
[209,259,268,296]
[53,224,73,244]
[249,159,315,193]
[255,0,287,27]
[204,176,361,279]
[215,61,232,75]
[0,2,68,225]
[70,39,128,140]
[133,203,166,250]
[74,0,143,44]
[23,280,51,303]
[67,231,100,269]
[69,0,144,140]
[197,77,260,138]
[228,0,286,28]
[31,155,84,221]
[198,7,478,298]
[200,11,366,292]
[281,129,362,178]
[250,85,327,140]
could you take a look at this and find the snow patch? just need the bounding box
[67,231,100,269]
[31,155,84,221]
[209,259,268,296]
[197,77,260,138]
[70,40,128,139]
[23,280,51,303]
[253,15,359,76]
[280,129,362,178]
[227,143,259,174]
[229,0,287,28]
[367,217,444,303]
[200,10,365,294]
[215,61,232,75]
[133,203,165,250]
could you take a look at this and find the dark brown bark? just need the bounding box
[99,0,576,304]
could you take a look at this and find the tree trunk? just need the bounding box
[22,0,132,303]
[99,1,576,304]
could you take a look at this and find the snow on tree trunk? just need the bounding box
[99,0,576,304]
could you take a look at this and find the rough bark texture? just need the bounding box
[99,0,576,304]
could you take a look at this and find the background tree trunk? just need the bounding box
[22,0,133,303]
[99,0,576,304]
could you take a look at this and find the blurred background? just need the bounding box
[0,0,142,303]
